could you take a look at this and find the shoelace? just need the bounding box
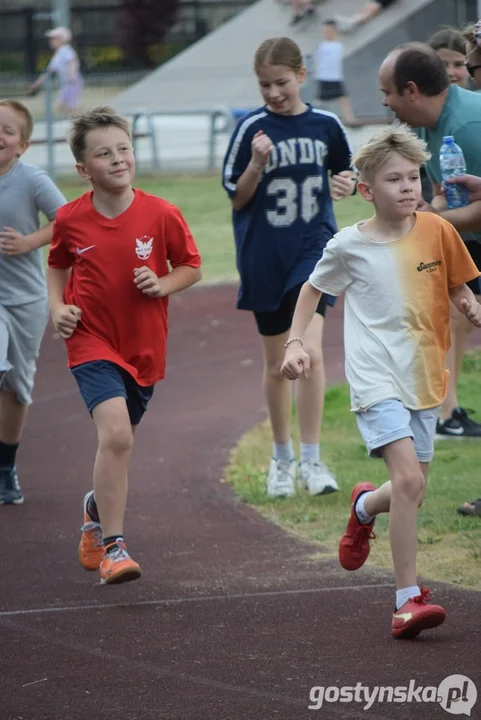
[105,543,130,562]
[0,467,20,491]
[351,524,376,551]
[80,521,103,547]
[410,586,431,605]
[273,461,295,492]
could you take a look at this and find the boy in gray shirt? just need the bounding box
[0,100,66,504]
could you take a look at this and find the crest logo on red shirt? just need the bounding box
[135,236,154,260]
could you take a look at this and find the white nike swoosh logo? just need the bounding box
[393,612,412,624]
[76,245,95,255]
[439,426,464,435]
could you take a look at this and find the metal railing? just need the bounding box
[35,75,237,177]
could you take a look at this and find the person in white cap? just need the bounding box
[30,27,83,116]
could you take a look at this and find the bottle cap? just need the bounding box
[443,135,454,142]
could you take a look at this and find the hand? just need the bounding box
[250,130,274,171]
[445,174,481,202]
[460,297,481,327]
[0,227,33,255]
[133,266,163,297]
[416,198,435,213]
[281,347,311,380]
[330,171,357,201]
[51,304,82,339]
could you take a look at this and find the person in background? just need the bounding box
[428,27,471,88]
[314,20,356,126]
[463,19,481,90]
[30,27,83,116]
[334,0,398,34]
[289,0,315,26]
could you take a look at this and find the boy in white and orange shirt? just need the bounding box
[281,125,481,639]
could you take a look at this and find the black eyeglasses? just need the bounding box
[464,61,481,78]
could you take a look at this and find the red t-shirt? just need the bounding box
[48,190,201,385]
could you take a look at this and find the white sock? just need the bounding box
[354,491,374,524]
[396,585,421,610]
[300,442,320,463]
[273,441,294,462]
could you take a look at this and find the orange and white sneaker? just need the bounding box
[78,491,103,571]
[392,587,446,639]
[339,482,377,571]
[99,540,141,585]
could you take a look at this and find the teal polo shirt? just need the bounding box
[417,84,481,240]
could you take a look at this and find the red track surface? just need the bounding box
[1,286,480,720]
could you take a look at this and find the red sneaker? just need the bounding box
[339,482,376,570]
[392,587,446,639]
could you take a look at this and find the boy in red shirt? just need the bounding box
[48,106,202,585]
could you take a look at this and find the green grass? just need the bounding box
[55,174,370,283]
[226,351,481,590]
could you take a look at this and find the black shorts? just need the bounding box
[253,283,328,336]
[317,81,347,101]
[466,242,481,295]
[375,0,397,7]
[71,360,154,426]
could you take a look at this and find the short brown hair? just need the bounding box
[0,100,33,142]
[392,42,450,96]
[254,37,303,74]
[352,124,431,183]
[68,106,131,162]
[428,27,466,56]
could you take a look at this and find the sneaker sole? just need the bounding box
[0,496,24,505]
[100,567,141,586]
[392,608,446,639]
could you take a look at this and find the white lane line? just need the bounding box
[0,583,391,618]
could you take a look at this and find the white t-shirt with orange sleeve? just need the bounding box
[309,212,480,412]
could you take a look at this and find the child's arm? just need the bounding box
[231,131,274,211]
[281,281,323,380]
[449,283,481,327]
[47,266,82,339]
[0,221,55,256]
[134,264,202,298]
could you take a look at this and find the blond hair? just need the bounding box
[0,99,33,143]
[463,21,481,61]
[254,37,303,74]
[68,106,131,162]
[352,124,431,182]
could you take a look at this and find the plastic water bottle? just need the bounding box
[439,136,469,209]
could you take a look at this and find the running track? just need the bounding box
[1,285,480,720]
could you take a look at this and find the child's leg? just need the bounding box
[295,312,324,445]
[339,96,356,125]
[381,438,425,590]
[0,390,28,445]
[91,396,134,540]
[260,332,293,448]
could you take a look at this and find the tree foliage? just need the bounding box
[118,0,179,68]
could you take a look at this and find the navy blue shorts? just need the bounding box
[71,360,154,426]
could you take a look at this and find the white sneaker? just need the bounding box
[298,460,339,496]
[266,458,296,498]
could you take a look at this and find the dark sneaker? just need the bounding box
[436,407,481,438]
[0,466,24,505]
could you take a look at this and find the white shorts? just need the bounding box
[0,299,49,405]
[355,399,440,462]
